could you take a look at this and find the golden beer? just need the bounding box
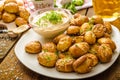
[92,0,120,18]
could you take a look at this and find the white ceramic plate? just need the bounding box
[14,26,120,79]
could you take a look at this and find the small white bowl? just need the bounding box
[29,8,72,38]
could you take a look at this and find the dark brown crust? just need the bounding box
[37,52,58,68]
[73,55,93,73]
[56,58,75,72]
[25,41,42,54]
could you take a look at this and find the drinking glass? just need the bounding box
[92,0,120,18]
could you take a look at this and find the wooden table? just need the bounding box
[0,7,120,80]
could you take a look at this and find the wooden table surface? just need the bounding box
[0,7,120,80]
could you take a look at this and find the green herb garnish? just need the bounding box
[35,11,63,26]
[43,49,48,52]
[63,2,77,14]
[102,46,106,49]
[61,0,84,14]
[55,50,59,56]
[72,0,84,6]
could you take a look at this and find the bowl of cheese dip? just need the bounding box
[29,7,72,38]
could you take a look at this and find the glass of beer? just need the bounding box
[92,0,120,18]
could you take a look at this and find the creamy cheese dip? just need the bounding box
[32,10,69,30]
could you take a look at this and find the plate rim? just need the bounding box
[14,25,120,79]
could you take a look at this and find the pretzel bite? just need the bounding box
[37,51,58,67]
[90,15,103,24]
[53,34,67,44]
[92,24,105,38]
[97,37,116,51]
[72,36,84,43]
[2,12,16,23]
[16,6,23,15]
[103,22,112,34]
[0,2,4,12]
[19,6,30,20]
[56,57,75,72]
[103,33,111,38]
[85,53,98,67]
[67,26,80,35]
[80,23,92,35]
[58,52,71,59]
[70,15,89,26]
[15,17,27,26]
[74,13,81,19]
[4,0,17,4]
[25,41,42,54]
[4,2,19,13]
[57,36,72,52]
[73,55,93,73]
[89,43,100,54]
[97,44,113,63]
[17,0,24,6]
[69,42,90,58]
[84,31,96,44]
[5,0,23,6]
[42,42,57,53]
